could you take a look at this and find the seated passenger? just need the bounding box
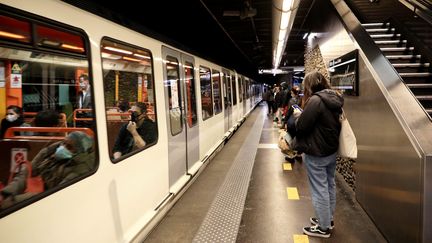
[34,110,61,127]
[112,102,157,159]
[107,100,130,121]
[0,105,31,138]
[0,131,95,208]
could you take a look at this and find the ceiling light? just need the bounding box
[61,44,84,52]
[272,0,299,70]
[104,46,132,55]
[0,30,26,39]
[133,53,151,59]
[123,56,141,62]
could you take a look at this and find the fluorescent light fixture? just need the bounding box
[133,53,151,59]
[272,0,298,70]
[122,56,141,62]
[280,11,291,29]
[61,44,84,52]
[101,52,121,60]
[0,30,26,39]
[282,0,293,11]
[104,46,132,55]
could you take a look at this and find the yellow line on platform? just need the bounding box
[293,234,309,243]
[286,187,299,200]
[283,163,292,170]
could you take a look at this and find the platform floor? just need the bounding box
[144,103,387,243]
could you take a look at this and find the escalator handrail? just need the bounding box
[387,17,432,66]
[399,0,432,25]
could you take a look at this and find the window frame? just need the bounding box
[100,37,158,163]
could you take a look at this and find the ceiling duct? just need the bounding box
[223,1,257,20]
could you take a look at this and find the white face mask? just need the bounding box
[6,114,18,122]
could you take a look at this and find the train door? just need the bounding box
[222,69,232,132]
[242,77,247,115]
[162,46,199,190]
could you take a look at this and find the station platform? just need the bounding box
[144,102,388,243]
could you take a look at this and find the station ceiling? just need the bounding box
[63,0,317,81]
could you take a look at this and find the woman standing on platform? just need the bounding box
[293,71,343,238]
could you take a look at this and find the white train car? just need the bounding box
[0,1,261,242]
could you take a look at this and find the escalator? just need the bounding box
[327,0,432,242]
[345,0,432,118]
[362,22,432,116]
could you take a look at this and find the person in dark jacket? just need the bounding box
[112,102,157,159]
[294,71,343,238]
[0,131,95,208]
[0,105,31,138]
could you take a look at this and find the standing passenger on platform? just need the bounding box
[293,71,343,238]
[262,88,274,115]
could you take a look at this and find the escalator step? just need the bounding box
[406,83,432,88]
[361,23,389,27]
[370,33,401,38]
[375,40,407,45]
[381,47,414,52]
[393,63,430,68]
[365,28,395,33]
[386,55,421,59]
[415,95,432,100]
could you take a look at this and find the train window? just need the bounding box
[36,25,85,54]
[200,66,213,120]
[231,75,237,105]
[0,15,96,215]
[0,15,31,44]
[222,72,229,110]
[165,56,182,136]
[184,61,197,127]
[239,76,243,103]
[101,38,157,162]
[212,70,222,115]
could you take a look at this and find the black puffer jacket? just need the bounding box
[294,89,343,156]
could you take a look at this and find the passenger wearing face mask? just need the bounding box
[0,105,31,138]
[112,102,157,159]
[0,131,95,208]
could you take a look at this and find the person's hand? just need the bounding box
[293,108,302,118]
[127,121,137,133]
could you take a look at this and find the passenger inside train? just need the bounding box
[0,131,95,209]
[0,105,30,138]
[112,102,157,160]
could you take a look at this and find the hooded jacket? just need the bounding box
[294,89,344,156]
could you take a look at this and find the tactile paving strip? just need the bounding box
[192,113,265,243]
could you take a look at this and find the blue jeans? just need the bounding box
[304,152,337,230]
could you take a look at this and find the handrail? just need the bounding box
[388,17,432,68]
[399,0,432,25]
[73,109,93,127]
[4,127,94,140]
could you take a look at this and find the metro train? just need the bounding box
[0,1,262,242]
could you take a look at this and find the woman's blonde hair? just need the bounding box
[303,71,331,97]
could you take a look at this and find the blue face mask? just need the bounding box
[54,145,74,160]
